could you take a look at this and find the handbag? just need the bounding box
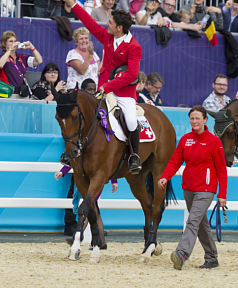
[0,80,14,98]
[19,84,30,98]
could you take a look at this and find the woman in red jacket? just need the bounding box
[158,105,227,270]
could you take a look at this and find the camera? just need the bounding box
[195,5,203,13]
[18,43,25,49]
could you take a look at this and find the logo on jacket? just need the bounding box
[185,139,196,146]
[200,143,206,145]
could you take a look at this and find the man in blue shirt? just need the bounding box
[137,72,164,106]
[219,0,238,32]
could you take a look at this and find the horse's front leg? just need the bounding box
[67,195,91,261]
[87,206,102,263]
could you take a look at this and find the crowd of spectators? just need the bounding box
[18,0,238,35]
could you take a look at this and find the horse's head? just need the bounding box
[207,108,238,167]
[52,83,84,160]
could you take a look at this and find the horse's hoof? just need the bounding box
[89,246,100,263]
[139,243,155,263]
[89,256,100,263]
[139,254,151,263]
[67,249,81,261]
[154,243,163,256]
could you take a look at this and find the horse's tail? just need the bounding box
[145,171,177,206]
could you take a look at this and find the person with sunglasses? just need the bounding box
[202,74,231,111]
[137,72,164,106]
[136,0,164,26]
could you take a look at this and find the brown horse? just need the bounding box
[52,85,176,262]
[207,99,238,167]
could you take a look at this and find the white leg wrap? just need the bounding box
[89,245,100,263]
[139,243,155,263]
[67,231,81,261]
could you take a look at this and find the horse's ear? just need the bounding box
[206,110,218,119]
[225,108,232,118]
[69,83,78,101]
[51,83,60,101]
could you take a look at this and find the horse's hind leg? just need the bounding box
[126,170,154,261]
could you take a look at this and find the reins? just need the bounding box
[209,202,228,242]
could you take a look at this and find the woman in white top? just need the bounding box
[136,0,163,26]
[66,27,100,90]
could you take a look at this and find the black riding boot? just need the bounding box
[59,152,71,167]
[128,125,142,174]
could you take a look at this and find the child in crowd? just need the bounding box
[177,9,190,24]
[136,71,147,92]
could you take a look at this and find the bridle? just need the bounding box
[214,117,238,158]
[58,102,85,150]
[58,96,103,153]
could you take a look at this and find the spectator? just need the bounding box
[137,0,202,30]
[33,0,61,18]
[91,0,115,22]
[181,0,223,30]
[61,0,79,19]
[81,78,97,93]
[136,0,164,26]
[84,0,101,15]
[158,0,203,30]
[219,0,238,33]
[202,74,231,110]
[159,105,227,270]
[177,9,191,24]
[66,27,100,90]
[136,71,147,92]
[31,62,66,101]
[137,72,164,106]
[0,30,42,95]
[117,0,147,22]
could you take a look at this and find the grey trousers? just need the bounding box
[176,190,218,262]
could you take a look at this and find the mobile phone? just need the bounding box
[200,14,210,26]
[63,81,67,85]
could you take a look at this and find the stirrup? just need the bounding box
[59,153,71,168]
[128,153,142,174]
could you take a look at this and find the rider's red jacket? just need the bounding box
[161,126,227,199]
[71,3,142,100]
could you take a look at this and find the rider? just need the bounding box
[64,0,143,173]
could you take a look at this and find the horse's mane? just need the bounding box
[78,89,98,107]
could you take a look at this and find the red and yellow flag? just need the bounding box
[205,21,218,47]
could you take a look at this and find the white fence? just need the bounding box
[0,161,237,242]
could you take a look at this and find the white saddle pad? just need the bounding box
[106,99,156,143]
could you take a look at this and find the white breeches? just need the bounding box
[114,95,137,131]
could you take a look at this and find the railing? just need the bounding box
[0,161,237,232]
[2,0,226,19]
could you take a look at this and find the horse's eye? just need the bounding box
[72,115,79,122]
[227,131,235,138]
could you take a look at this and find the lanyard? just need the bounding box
[9,56,32,96]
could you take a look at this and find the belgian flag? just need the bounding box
[205,20,218,47]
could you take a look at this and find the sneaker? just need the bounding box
[170,251,185,270]
[199,260,219,269]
